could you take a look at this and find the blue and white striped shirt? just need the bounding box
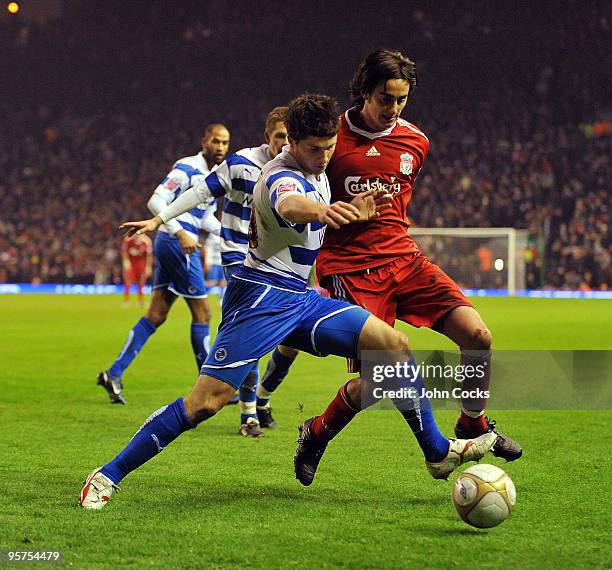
[198,144,271,266]
[243,147,330,291]
[148,152,212,239]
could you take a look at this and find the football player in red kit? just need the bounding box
[286,50,522,485]
[122,234,153,307]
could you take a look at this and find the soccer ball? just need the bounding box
[452,464,516,528]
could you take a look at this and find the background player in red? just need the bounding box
[121,234,153,308]
[283,50,523,484]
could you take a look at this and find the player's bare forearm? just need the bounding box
[276,195,326,223]
[277,194,362,230]
[120,216,163,236]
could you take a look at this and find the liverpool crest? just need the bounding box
[399,152,413,175]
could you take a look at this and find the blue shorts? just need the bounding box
[153,232,207,298]
[206,264,225,282]
[201,277,371,389]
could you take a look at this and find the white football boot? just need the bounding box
[425,432,497,480]
[79,468,119,509]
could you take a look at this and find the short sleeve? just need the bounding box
[267,172,307,212]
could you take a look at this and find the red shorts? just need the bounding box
[126,263,147,284]
[320,252,472,329]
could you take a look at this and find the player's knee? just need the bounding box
[278,345,299,359]
[468,326,492,350]
[387,329,410,356]
[345,378,362,407]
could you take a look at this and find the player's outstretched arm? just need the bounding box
[277,194,362,230]
[153,186,207,227]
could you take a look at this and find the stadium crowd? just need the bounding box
[0,0,609,290]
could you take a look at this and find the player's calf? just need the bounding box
[184,374,237,424]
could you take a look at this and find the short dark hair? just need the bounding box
[285,94,339,142]
[202,123,229,139]
[265,106,288,134]
[350,49,417,108]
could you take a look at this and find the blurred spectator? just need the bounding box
[0,0,608,289]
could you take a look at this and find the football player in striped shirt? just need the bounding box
[111,107,289,436]
[80,94,496,509]
[96,124,230,405]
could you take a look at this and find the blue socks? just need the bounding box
[107,319,210,378]
[190,323,210,370]
[257,348,295,407]
[108,317,157,379]
[101,397,194,484]
[240,365,259,423]
[391,358,449,463]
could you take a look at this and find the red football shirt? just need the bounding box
[316,109,429,279]
[122,235,152,265]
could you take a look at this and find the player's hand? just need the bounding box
[318,201,362,230]
[350,189,393,222]
[120,216,163,236]
[373,189,394,212]
[176,230,202,254]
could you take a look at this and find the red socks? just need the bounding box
[458,410,488,434]
[311,382,360,443]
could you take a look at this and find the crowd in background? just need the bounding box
[0,0,609,290]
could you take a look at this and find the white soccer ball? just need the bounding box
[452,464,516,528]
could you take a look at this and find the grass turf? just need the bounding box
[1,295,611,568]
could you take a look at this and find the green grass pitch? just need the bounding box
[1,295,610,568]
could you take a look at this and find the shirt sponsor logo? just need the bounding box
[399,152,414,175]
[276,181,297,195]
[344,176,401,196]
[164,178,181,191]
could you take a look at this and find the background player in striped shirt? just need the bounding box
[121,234,153,308]
[80,93,496,510]
[96,124,230,405]
[115,107,289,436]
